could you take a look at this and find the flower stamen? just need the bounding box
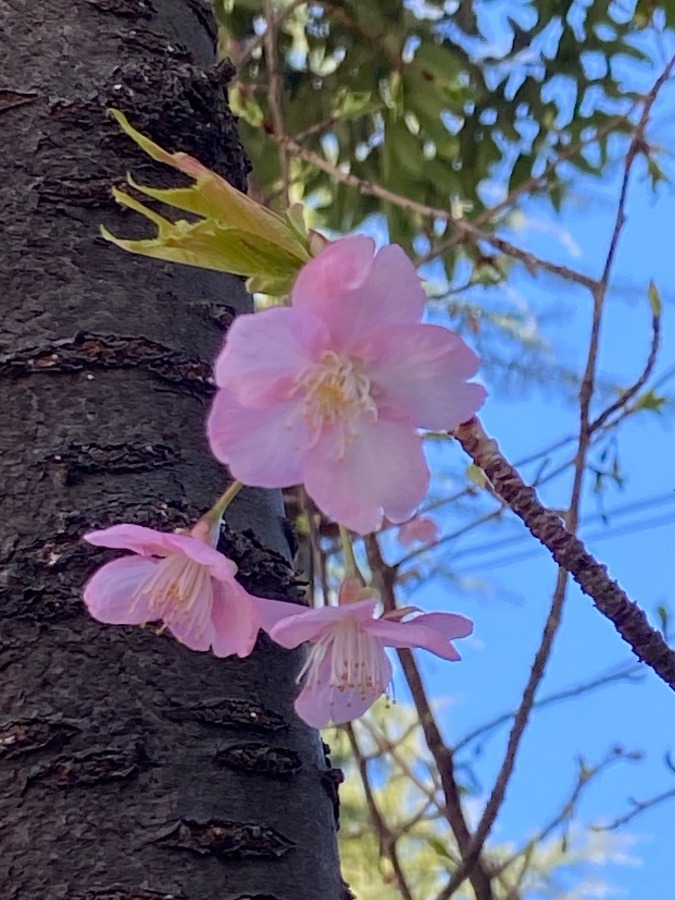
[296,350,378,455]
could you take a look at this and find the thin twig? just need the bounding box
[263,0,290,204]
[454,418,675,688]
[365,536,497,900]
[593,785,675,831]
[345,724,416,900]
[590,309,661,434]
[417,113,634,268]
[232,0,307,71]
[359,718,443,809]
[453,662,643,755]
[495,748,629,878]
[274,134,595,288]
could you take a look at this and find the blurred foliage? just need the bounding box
[214,0,672,281]
[330,704,638,899]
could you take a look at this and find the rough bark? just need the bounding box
[0,1,343,897]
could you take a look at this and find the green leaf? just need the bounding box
[467,464,488,488]
[631,389,668,416]
[656,604,669,635]
[648,280,662,316]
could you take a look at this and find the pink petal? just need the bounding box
[207,388,309,487]
[358,323,487,430]
[270,599,379,648]
[214,307,330,407]
[151,531,238,584]
[162,566,216,652]
[83,524,177,558]
[83,555,157,624]
[253,596,308,635]
[210,582,260,658]
[365,612,473,661]
[397,515,440,548]
[299,243,425,350]
[292,235,375,326]
[304,416,430,534]
[414,612,474,640]
[294,652,392,728]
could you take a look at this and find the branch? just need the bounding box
[365,536,497,900]
[274,134,595,288]
[495,748,633,887]
[263,0,289,204]
[452,662,643,755]
[436,558,570,900]
[345,724,416,900]
[232,0,307,71]
[418,112,633,269]
[590,307,661,435]
[593,784,675,831]
[454,417,675,690]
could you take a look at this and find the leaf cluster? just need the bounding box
[216,0,664,279]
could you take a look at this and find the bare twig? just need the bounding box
[263,0,290,204]
[274,134,595,288]
[594,784,675,831]
[417,113,634,268]
[359,718,443,810]
[346,724,416,900]
[232,0,307,71]
[436,564,571,900]
[496,749,634,890]
[365,536,497,900]
[439,57,675,897]
[590,309,661,434]
[453,662,643,755]
[454,418,675,689]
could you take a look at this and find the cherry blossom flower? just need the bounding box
[207,235,486,534]
[83,519,273,657]
[268,577,473,727]
[397,514,440,548]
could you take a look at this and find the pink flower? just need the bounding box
[269,577,473,727]
[83,519,270,657]
[207,235,486,534]
[397,514,440,548]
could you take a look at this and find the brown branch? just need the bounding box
[454,220,597,290]
[232,0,307,71]
[437,65,675,894]
[274,134,595,288]
[345,724,416,900]
[590,309,660,434]
[494,748,633,894]
[263,0,290,204]
[452,662,643,755]
[418,112,634,268]
[365,536,496,900]
[436,561,571,900]
[593,784,675,831]
[454,417,675,689]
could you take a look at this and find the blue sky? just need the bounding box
[386,52,675,899]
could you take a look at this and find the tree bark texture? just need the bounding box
[0,1,343,897]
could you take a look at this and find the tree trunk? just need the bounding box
[0,1,343,897]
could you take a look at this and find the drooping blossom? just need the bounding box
[269,577,473,727]
[207,235,486,534]
[397,514,440,548]
[83,518,280,657]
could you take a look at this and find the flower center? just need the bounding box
[298,618,389,700]
[132,552,210,622]
[298,350,378,438]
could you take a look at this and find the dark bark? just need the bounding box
[0,1,343,897]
